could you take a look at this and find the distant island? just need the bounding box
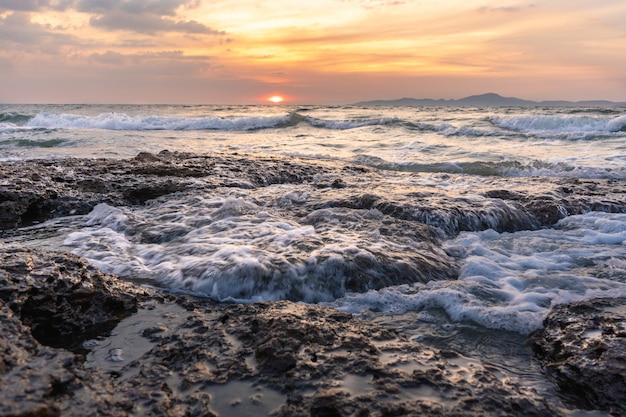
[354,93,626,107]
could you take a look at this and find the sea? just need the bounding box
[1,103,626,413]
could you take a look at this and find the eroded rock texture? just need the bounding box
[1,151,624,235]
[532,298,626,415]
[0,245,558,416]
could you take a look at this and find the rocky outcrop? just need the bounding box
[1,151,624,235]
[0,245,558,416]
[531,298,626,415]
[2,152,626,416]
[0,246,143,417]
[0,246,138,349]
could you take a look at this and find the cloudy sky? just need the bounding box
[1,0,625,104]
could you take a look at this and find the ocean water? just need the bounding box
[2,103,626,178]
[2,103,626,412]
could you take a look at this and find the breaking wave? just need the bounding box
[330,212,626,334]
[0,138,67,148]
[490,114,626,138]
[0,112,33,124]
[25,111,401,132]
[11,109,626,141]
[351,155,626,179]
[28,112,294,131]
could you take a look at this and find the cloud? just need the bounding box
[86,50,214,80]
[0,0,73,11]
[75,0,186,16]
[339,0,406,7]
[0,12,78,50]
[477,4,536,13]
[0,1,223,36]
[0,56,12,72]
[89,11,222,35]
[73,0,224,35]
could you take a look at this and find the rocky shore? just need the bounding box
[1,152,626,416]
[2,150,625,234]
[531,298,626,415]
[0,245,557,416]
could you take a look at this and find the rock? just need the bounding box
[134,151,162,162]
[0,246,139,349]
[531,298,626,415]
[0,245,559,416]
[0,152,624,236]
[0,246,139,417]
[1,152,626,415]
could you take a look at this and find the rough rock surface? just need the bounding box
[531,298,626,415]
[2,152,626,416]
[1,151,624,234]
[0,246,143,417]
[0,245,559,417]
[0,247,138,349]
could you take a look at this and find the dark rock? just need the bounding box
[134,152,161,162]
[0,245,560,416]
[531,298,626,414]
[0,246,138,349]
[1,152,625,415]
[121,181,186,204]
[0,152,624,236]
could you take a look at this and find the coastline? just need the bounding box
[1,151,625,416]
[5,244,624,416]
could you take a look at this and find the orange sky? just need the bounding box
[1,0,625,104]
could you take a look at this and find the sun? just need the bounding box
[267,95,285,103]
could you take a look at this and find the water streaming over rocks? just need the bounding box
[1,102,626,416]
[0,246,573,416]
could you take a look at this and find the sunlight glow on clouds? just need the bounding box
[0,0,625,103]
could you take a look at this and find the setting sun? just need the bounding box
[267,95,285,103]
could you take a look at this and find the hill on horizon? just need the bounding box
[354,93,626,107]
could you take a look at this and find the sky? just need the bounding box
[1,0,625,104]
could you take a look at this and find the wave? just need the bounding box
[351,155,626,179]
[0,122,50,135]
[0,112,34,124]
[27,112,294,131]
[24,111,402,132]
[65,200,455,303]
[0,138,67,148]
[62,197,626,334]
[392,114,626,139]
[308,116,401,130]
[490,114,626,137]
[330,212,626,334]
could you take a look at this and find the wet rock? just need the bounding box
[134,151,162,162]
[1,152,626,415]
[531,298,626,415]
[0,245,560,416]
[0,152,624,237]
[0,246,139,417]
[0,246,139,349]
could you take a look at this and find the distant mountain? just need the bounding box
[354,93,626,107]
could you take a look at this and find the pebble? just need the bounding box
[82,340,99,349]
[107,348,124,362]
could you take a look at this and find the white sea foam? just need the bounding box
[28,112,293,131]
[64,193,447,303]
[25,111,401,132]
[330,212,626,334]
[0,122,18,134]
[0,123,42,134]
[62,194,626,335]
[307,116,400,130]
[491,114,626,138]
